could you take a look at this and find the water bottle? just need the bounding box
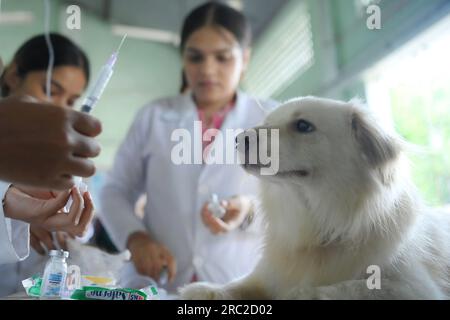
[40,250,69,299]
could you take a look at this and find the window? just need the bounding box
[364,14,450,207]
[243,1,314,99]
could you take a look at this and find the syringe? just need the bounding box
[64,35,126,212]
[81,34,127,113]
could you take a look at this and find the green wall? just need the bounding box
[1,0,181,169]
[3,0,450,170]
[248,0,450,102]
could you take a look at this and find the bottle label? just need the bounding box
[43,272,64,296]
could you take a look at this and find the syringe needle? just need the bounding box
[116,34,127,54]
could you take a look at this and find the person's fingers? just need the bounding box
[147,258,159,280]
[205,213,220,233]
[220,200,229,208]
[212,217,230,233]
[30,233,46,255]
[41,188,83,231]
[133,255,146,276]
[44,189,71,214]
[221,207,239,223]
[202,210,227,234]
[145,261,155,280]
[201,209,216,231]
[66,187,83,225]
[65,157,97,178]
[72,192,94,237]
[153,246,170,280]
[134,250,156,279]
[201,205,220,227]
[32,228,55,252]
[201,201,232,232]
[71,112,102,137]
[221,202,247,229]
[40,232,56,252]
[72,134,101,158]
[151,249,164,280]
[152,264,161,281]
[201,203,212,219]
[67,231,78,238]
[165,252,177,283]
[200,205,210,225]
[55,232,68,250]
[49,175,76,191]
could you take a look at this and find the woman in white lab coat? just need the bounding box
[0,33,95,297]
[99,1,277,293]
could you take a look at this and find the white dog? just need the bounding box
[179,96,450,300]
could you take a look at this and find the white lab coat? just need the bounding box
[0,182,30,265]
[99,91,277,292]
[0,182,30,297]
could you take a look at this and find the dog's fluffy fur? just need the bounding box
[179,97,450,299]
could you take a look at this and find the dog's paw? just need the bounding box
[179,282,231,300]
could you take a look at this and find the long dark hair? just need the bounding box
[179,1,252,93]
[0,33,90,97]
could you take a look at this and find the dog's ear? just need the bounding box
[351,110,400,167]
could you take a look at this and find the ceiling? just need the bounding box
[65,0,289,42]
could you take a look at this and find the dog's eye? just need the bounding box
[296,119,315,133]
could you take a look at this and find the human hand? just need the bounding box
[127,231,177,283]
[0,96,102,190]
[29,225,69,255]
[201,195,253,234]
[3,185,95,235]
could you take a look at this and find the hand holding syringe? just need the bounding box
[64,35,127,212]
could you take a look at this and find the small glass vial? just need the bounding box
[40,250,69,299]
[207,194,226,219]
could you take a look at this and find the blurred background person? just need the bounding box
[98,1,277,293]
[0,33,96,297]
